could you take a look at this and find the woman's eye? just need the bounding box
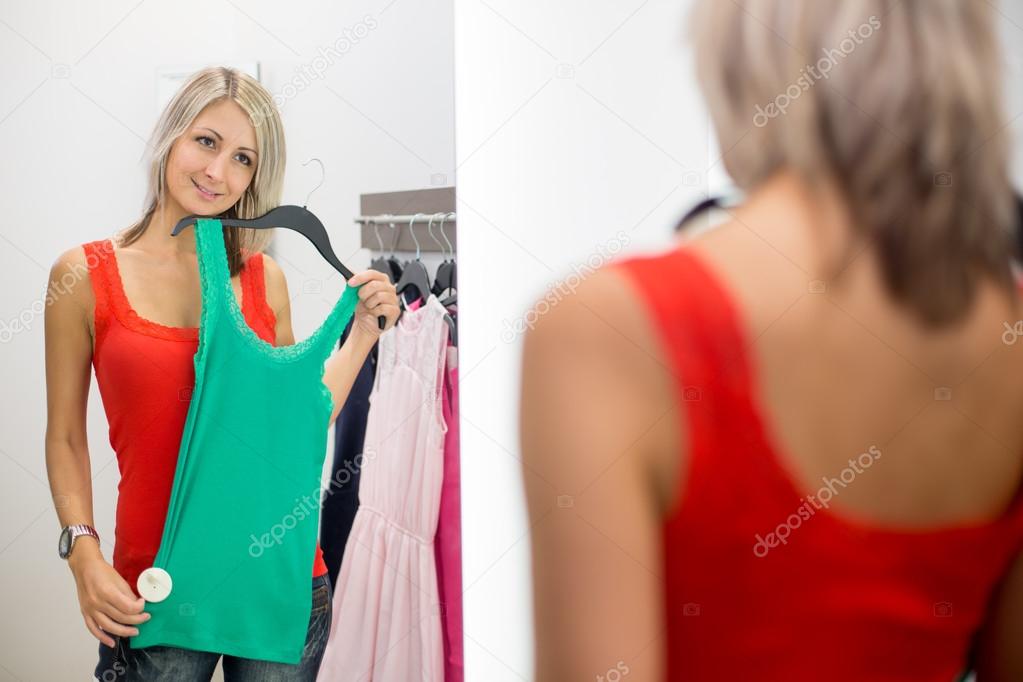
[197,135,251,166]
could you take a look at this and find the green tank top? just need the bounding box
[130,217,361,663]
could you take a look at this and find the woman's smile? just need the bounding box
[191,177,222,201]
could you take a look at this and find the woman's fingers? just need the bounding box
[94,610,140,638]
[101,600,151,626]
[362,290,398,310]
[348,270,390,288]
[106,582,146,617]
[377,304,401,323]
[358,279,395,301]
[84,612,115,648]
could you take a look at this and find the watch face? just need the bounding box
[58,527,72,558]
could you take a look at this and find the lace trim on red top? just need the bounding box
[240,248,278,334]
[85,239,276,347]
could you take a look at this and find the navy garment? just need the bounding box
[320,317,377,591]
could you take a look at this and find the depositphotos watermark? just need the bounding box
[752,445,882,558]
[499,230,631,343]
[247,15,380,126]
[596,660,630,682]
[753,15,882,128]
[1002,320,1023,345]
[248,449,375,557]
[1,240,115,344]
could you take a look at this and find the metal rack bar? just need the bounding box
[354,212,455,224]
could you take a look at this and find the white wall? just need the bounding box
[454,1,710,678]
[999,2,1023,187]
[0,1,452,679]
[453,0,1023,679]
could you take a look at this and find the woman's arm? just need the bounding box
[262,255,397,424]
[519,265,682,681]
[44,247,149,647]
[974,548,1023,680]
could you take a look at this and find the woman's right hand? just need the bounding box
[69,548,151,647]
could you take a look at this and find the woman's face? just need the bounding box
[165,98,258,216]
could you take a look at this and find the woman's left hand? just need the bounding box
[348,270,401,340]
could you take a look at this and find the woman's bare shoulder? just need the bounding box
[523,260,684,513]
[257,251,286,292]
[50,244,96,304]
[46,243,99,337]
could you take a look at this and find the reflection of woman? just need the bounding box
[44,67,398,680]
[521,2,1023,680]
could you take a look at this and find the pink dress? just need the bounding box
[318,294,450,682]
[435,343,463,681]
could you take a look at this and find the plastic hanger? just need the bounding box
[430,212,456,298]
[425,212,456,307]
[437,213,457,345]
[394,214,433,305]
[437,211,456,307]
[172,159,385,330]
[674,192,742,233]
[384,218,404,283]
[393,214,456,345]
[1016,191,1023,260]
[368,219,394,283]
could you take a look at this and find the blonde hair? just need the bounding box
[120,66,286,276]
[690,0,1018,327]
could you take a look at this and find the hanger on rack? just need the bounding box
[368,219,395,283]
[434,212,457,345]
[431,212,456,307]
[394,214,433,306]
[392,213,456,344]
[172,159,385,330]
[430,212,456,300]
[383,218,404,283]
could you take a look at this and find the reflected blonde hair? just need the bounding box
[690,0,1017,327]
[120,66,286,276]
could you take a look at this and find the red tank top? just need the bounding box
[614,246,1023,681]
[83,238,328,599]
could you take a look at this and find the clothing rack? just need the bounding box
[354,213,455,224]
[358,187,457,253]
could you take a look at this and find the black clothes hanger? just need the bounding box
[673,192,743,233]
[172,160,385,330]
[382,218,404,283]
[1015,191,1023,261]
[392,213,457,345]
[430,213,457,344]
[394,214,434,305]
[430,212,456,299]
[368,220,394,283]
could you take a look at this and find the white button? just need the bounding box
[137,567,173,602]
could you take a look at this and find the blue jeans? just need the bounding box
[94,573,332,681]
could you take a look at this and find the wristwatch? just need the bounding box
[58,524,99,559]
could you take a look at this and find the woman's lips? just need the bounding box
[192,178,222,201]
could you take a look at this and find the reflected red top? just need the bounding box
[84,238,328,598]
[614,246,1023,681]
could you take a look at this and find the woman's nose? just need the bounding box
[204,154,229,184]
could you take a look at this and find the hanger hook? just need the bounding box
[426,213,445,256]
[301,158,325,207]
[386,215,399,256]
[371,219,384,252]
[438,212,454,258]
[409,213,424,260]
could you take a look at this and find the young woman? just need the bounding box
[521,2,1023,680]
[44,67,399,680]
